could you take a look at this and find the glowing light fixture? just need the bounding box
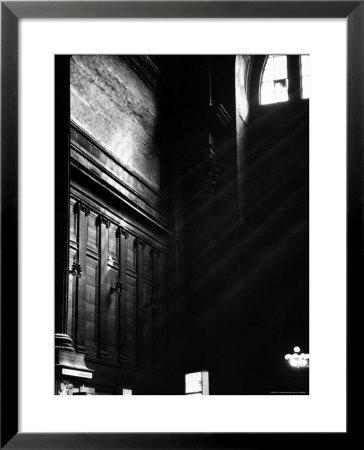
[185,371,209,395]
[284,346,309,368]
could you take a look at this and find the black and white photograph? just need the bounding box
[55,54,309,396]
[1,0,354,445]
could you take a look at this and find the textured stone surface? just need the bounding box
[71,56,160,190]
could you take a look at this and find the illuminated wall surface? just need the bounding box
[71,56,161,191]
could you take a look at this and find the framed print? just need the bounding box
[1,1,355,448]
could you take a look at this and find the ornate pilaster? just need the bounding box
[97,214,110,229]
[118,226,129,362]
[98,213,110,359]
[74,201,90,353]
[150,247,160,370]
[75,201,90,217]
[120,227,129,239]
[135,236,145,366]
[70,260,82,278]
[135,236,145,249]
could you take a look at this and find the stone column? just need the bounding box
[98,214,110,359]
[55,333,94,395]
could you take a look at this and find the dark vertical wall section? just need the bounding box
[208,56,242,392]
[161,55,309,394]
[288,55,301,101]
[238,56,309,393]
[168,56,212,373]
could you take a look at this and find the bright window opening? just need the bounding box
[260,55,289,105]
[300,55,310,99]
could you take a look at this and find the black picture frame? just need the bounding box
[1,1,355,448]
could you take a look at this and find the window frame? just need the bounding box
[300,54,310,100]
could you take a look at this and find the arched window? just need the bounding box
[260,55,289,105]
[300,55,310,99]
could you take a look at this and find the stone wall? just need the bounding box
[71,55,160,191]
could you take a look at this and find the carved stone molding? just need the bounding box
[70,260,82,278]
[70,123,171,235]
[75,201,90,216]
[135,236,145,248]
[55,346,94,395]
[97,214,110,228]
[55,333,75,353]
[120,227,129,239]
[110,279,124,295]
